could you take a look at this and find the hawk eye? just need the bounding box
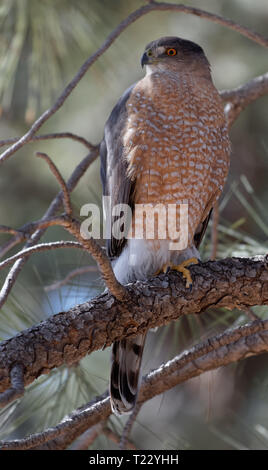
[166,48,177,56]
[147,50,153,57]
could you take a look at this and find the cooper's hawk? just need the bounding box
[100,36,231,415]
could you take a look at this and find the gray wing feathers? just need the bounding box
[100,84,136,259]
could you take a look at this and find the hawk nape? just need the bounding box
[100,36,231,415]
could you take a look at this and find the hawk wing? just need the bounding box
[194,208,213,249]
[100,85,136,259]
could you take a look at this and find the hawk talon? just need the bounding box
[155,257,199,289]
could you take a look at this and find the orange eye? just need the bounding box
[166,48,177,56]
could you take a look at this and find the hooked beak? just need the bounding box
[141,52,149,68]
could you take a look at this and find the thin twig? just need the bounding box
[0,216,74,259]
[44,265,98,292]
[36,152,72,216]
[0,2,267,166]
[69,423,103,450]
[221,71,268,127]
[243,307,260,321]
[0,226,21,236]
[0,241,83,271]
[103,426,137,450]
[119,404,142,450]
[0,132,95,151]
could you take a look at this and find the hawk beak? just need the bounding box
[141,52,148,68]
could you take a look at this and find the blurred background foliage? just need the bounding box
[0,0,268,450]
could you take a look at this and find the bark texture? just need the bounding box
[1,256,268,395]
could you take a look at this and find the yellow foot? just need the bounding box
[155,257,199,289]
[154,263,170,276]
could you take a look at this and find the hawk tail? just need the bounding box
[110,334,146,415]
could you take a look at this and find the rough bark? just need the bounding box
[1,256,268,396]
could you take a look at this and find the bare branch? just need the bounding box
[44,265,98,292]
[0,256,268,401]
[0,226,21,237]
[119,403,142,450]
[1,317,268,450]
[69,424,103,450]
[243,306,260,321]
[0,133,96,152]
[103,426,137,450]
[36,152,72,216]
[0,392,110,450]
[221,72,268,127]
[0,2,267,166]
[0,241,83,271]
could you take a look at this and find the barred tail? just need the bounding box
[110,334,146,415]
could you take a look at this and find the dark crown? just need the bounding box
[145,36,204,56]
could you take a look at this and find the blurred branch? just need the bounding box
[119,403,142,450]
[0,133,95,152]
[0,216,74,257]
[0,226,22,236]
[221,72,268,127]
[0,241,84,272]
[0,256,268,400]
[243,306,260,321]
[36,152,72,216]
[69,424,103,450]
[103,426,137,450]
[44,265,98,292]
[0,1,267,166]
[1,317,268,450]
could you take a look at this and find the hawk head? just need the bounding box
[141,36,210,73]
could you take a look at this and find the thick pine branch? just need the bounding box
[0,256,268,398]
[1,316,268,450]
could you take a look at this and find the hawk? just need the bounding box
[100,36,231,415]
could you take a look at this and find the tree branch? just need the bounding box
[220,72,268,127]
[0,256,268,401]
[1,316,268,450]
[44,265,98,292]
[0,241,84,271]
[0,132,95,152]
[36,152,72,216]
